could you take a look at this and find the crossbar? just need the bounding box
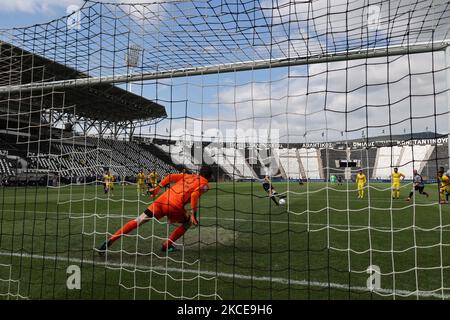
[0,42,447,94]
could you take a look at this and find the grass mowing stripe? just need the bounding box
[2,209,450,233]
[0,251,448,299]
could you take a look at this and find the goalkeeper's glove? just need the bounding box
[149,185,162,197]
[189,210,198,226]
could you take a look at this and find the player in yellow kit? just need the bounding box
[390,167,405,199]
[438,168,450,204]
[356,170,367,199]
[149,169,159,188]
[109,174,115,196]
[136,170,146,195]
[146,169,159,197]
[103,170,114,196]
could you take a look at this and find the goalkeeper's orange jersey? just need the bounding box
[151,173,209,214]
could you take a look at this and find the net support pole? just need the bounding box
[446,45,450,172]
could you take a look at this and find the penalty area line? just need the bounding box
[0,251,448,299]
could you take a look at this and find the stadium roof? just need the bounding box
[0,41,166,122]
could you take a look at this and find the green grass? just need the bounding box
[1,181,450,300]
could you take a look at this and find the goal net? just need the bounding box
[0,0,449,300]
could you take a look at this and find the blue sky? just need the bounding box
[0,0,85,29]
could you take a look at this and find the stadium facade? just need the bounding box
[0,40,447,185]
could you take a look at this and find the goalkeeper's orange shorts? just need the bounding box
[147,196,188,224]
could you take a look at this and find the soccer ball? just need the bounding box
[279,198,286,205]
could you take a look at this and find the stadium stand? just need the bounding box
[358,148,378,179]
[245,145,266,179]
[277,148,301,179]
[155,143,196,171]
[2,130,449,184]
[320,147,378,180]
[396,145,433,179]
[223,147,257,179]
[372,146,402,180]
[204,145,237,179]
[421,144,448,180]
[0,155,14,176]
[0,41,171,184]
[320,148,345,179]
[0,133,187,182]
[140,142,190,174]
[298,148,322,180]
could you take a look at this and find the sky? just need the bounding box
[0,0,85,28]
[0,0,449,145]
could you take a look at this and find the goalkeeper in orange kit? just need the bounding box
[97,166,212,253]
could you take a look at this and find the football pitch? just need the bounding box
[0,181,449,300]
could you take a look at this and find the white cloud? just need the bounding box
[0,0,84,14]
[207,51,447,143]
[0,0,164,16]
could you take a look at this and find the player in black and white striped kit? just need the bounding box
[406,169,429,201]
[262,175,285,206]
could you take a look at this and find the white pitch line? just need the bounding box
[0,251,448,299]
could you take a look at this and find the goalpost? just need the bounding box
[0,0,450,300]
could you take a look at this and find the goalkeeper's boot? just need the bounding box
[97,239,112,256]
[161,244,176,253]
